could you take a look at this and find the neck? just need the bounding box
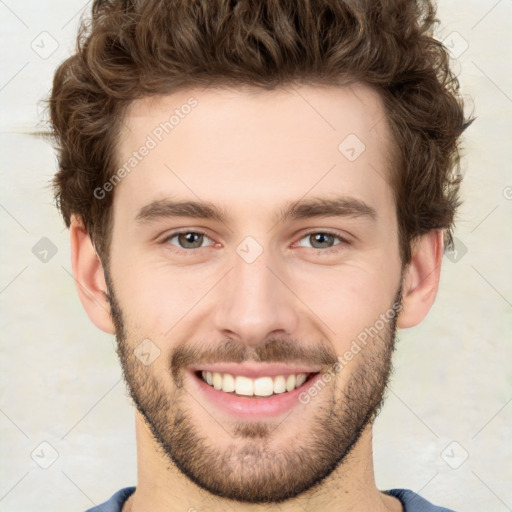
[124,412,401,512]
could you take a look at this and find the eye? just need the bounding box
[296,231,348,251]
[163,230,214,251]
[161,229,349,255]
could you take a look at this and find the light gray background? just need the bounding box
[1,1,511,511]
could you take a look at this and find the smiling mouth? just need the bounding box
[194,370,319,398]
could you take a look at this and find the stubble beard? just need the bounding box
[104,266,402,504]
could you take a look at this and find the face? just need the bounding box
[104,84,405,503]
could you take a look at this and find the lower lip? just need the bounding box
[188,371,323,419]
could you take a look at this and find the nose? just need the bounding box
[212,245,300,347]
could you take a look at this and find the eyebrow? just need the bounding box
[134,196,378,226]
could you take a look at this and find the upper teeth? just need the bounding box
[201,371,310,396]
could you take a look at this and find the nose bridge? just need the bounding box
[213,241,299,345]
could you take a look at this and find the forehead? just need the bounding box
[121,83,389,150]
[113,83,395,226]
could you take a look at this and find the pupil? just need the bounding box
[180,232,202,248]
[312,233,332,248]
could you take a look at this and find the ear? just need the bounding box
[397,229,444,329]
[69,216,115,334]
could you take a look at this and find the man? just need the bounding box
[47,0,470,510]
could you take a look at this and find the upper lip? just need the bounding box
[189,362,322,379]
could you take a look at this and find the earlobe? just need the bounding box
[397,229,444,329]
[69,216,116,334]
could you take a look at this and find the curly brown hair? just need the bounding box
[47,0,472,268]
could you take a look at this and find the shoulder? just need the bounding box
[83,487,136,512]
[385,489,458,512]
[82,486,457,512]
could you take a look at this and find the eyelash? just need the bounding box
[161,229,349,256]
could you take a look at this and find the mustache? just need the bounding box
[170,337,339,387]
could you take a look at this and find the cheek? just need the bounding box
[291,263,397,345]
[112,236,402,345]
[114,260,221,335]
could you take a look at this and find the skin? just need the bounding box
[70,83,443,512]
